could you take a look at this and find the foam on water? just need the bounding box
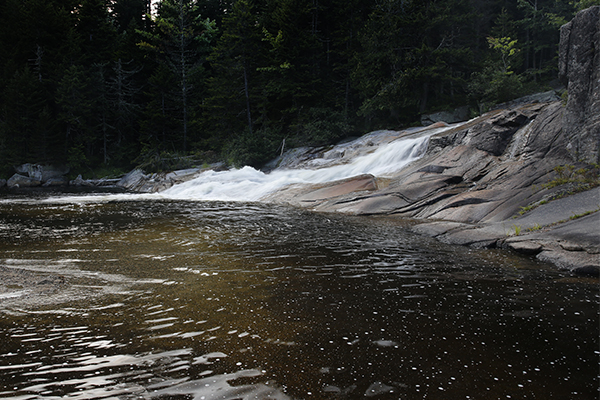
[161,132,437,202]
[6,124,454,205]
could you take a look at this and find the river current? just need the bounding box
[0,191,597,399]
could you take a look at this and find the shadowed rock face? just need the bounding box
[559,6,600,164]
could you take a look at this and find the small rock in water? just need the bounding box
[323,385,341,393]
[365,381,395,397]
[506,240,543,255]
[373,339,398,347]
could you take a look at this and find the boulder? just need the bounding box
[7,174,41,188]
[115,167,211,193]
[40,165,70,182]
[42,177,69,187]
[70,174,94,187]
[22,164,42,181]
[0,179,5,187]
[559,6,600,164]
[503,239,543,255]
[116,169,148,191]
[421,106,470,126]
[164,168,203,183]
[14,163,70,183]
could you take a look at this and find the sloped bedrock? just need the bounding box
[429,102,565,160]
[521,102,569,160]
[426,103,544,156]
[287,102,571,218]
[311,173,465,215]
[465,110,530,156]
[400,102,571,219]
[324,194,411,215]
[296,174,378,202]
[408,162,564,223]
[260,174,379,208]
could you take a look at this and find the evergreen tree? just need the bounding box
[262,0,324,128]
[75,0,119,66]
[204,0,263,150]
[328,0,373,126]
[0,0,78,171]
[86,60,140,166]
[0,67,51,166]
[107,59,141,164]
[138,0,216,152]
[353,0,474,125]
[140,64,180,154]
[111,0,151,32]
[515,0,570,82]
[56,65,95,170]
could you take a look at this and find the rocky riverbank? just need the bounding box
[261,101,599,276]
[261,7,600,276]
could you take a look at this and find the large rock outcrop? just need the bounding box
[267,102,572,220]
[6,164,70,188]
[559,6,600,164]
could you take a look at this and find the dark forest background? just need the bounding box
[0,0,597,177]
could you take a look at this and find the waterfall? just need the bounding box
[161,125,453,202]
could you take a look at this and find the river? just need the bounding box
[0,190,598,399]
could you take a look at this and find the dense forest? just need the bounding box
[0,0,598,177]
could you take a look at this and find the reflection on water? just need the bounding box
[0,194,598,399]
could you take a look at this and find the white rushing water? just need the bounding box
[161,125,454,202]
[8,124,455,205]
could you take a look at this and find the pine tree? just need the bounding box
[515,0,574,82]
[107,58,141,163]
[353,0,474,125]
[137,0,216,152]
[0,67,50,166]
[56,65,95,169]
[205,0,262,140]
[140,64,179,153]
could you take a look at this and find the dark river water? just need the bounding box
[0,192,598,399]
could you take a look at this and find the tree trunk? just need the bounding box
[419,80,429,114]
[243,62,252,135]
[161,93,166,145]
[103,112,108,164]
[179,2,188,152]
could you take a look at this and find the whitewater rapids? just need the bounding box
[161,125,455,202]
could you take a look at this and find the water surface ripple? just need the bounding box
[0,195,597,399]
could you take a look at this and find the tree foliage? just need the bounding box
[0,0,583,176]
